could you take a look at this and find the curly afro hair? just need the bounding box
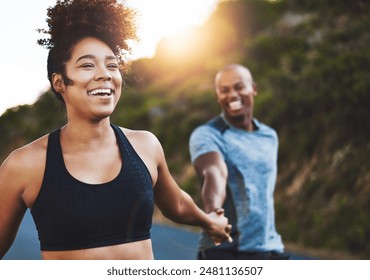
[37,0,138,104]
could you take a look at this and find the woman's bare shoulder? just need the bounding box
[0,134,50,203]
[1,134,49,174]
[119,127,161,147]
[117,127,164,166]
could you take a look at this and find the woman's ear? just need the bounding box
[52,73,65,94]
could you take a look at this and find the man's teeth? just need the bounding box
[88,89,112,96]
[229,100,242,110]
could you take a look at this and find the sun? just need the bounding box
[126,0,219,59]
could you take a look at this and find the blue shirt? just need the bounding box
[189,115,284,252]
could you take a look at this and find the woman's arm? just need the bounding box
[152,137,231,244]
[0,151,28,259]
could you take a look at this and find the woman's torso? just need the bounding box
[20,125,158,259]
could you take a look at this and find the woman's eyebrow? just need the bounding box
[106,55,118,61]
[75,54,118,63]
[76,54,95,63]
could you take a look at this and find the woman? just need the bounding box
[0,0,231,260]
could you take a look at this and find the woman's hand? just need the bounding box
[205,208,233,245]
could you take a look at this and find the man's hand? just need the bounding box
[206,208,233,245]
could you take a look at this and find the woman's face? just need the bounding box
[60,37,122,121]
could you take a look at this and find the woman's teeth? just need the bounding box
[88,89,112,96]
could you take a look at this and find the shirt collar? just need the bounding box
[220,113,260,131]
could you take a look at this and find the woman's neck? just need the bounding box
[61,117,113,146]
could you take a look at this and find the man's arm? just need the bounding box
[193,152,228,213]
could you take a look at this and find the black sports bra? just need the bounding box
[31,124,154,251]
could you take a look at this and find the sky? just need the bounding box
[0,0,218,116]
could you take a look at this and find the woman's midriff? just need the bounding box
[41,239,154,260]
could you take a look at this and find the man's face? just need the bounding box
[215,67,256,121]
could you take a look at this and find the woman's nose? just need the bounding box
[95,67,112,81]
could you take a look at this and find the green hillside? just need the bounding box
[1,0,369,258]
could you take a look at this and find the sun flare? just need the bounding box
[127,0,219,59]
[0,0,219,115]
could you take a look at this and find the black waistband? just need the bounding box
[199,248,290,260]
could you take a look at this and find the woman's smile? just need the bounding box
[87,88,114,96]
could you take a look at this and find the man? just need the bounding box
[189,64,288,260]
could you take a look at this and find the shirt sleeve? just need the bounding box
[189,125,224,162]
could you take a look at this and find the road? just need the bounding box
[3,210,313,260]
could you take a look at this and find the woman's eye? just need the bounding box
[107,64,119,69]
[81,63,94,68]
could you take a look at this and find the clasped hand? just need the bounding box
[206,208,233,245]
